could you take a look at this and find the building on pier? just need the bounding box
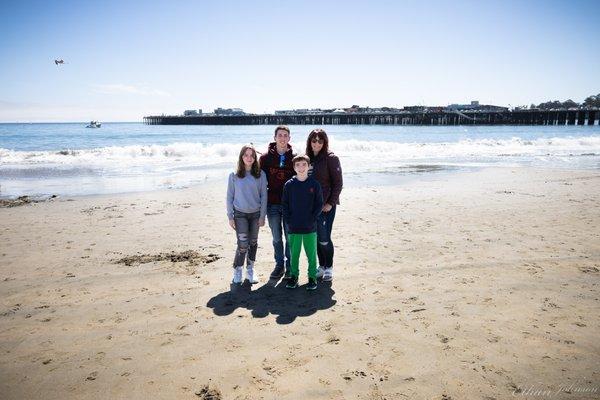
[214,107,245,116]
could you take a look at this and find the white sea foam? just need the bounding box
[331,136,600,160]
[1,136,599,169]
[0,142,243,167]
[1,135,599,197]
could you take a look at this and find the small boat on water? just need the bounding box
[86,121,101,128]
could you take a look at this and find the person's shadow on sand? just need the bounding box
[207,278,336,324]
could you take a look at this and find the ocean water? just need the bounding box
[1,123,599,198]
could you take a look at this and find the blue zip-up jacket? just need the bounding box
[282,176,323,234]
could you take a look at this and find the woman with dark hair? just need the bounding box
[226,144,268,284]
[305,129,343,282]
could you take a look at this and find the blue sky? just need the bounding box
[0,0,599,122]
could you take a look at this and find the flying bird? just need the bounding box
[54,59,65,65]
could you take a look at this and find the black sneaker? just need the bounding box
[286,276,299,289]
[283,268,292,280]
[269,265,284,280]
[306,278,317,291]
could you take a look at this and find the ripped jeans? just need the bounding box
[316,205,337,269]
[232,209,260,268]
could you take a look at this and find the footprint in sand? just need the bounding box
[86,371,98,381]
[365,335,379,347]
[436,334,452,344]
[327,334,340,344]
[195,384,222,399]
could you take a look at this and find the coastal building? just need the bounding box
[403,106,427,112]
[274,108,325,115]
[345,105,362,113]
[214,108,245,116]
[446,101,508,112]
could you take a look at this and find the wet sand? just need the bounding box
[1,167,599,399]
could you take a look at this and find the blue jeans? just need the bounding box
[267,204,290,269]
[316,205,336,268]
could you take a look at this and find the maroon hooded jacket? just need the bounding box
[310,150,343,206]
[259,142,296,205]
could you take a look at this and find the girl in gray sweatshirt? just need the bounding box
[226,144,268,284]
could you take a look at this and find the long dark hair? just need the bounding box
[305,128,329,160]
[236,144,261,179]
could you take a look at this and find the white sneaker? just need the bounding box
[316,266,325,279]
[246,264,258,284]
[232,266,243,284]
[322,267,333,282]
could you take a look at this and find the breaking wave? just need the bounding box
[1,136,600,168]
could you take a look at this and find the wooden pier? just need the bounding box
[144,110,600,126]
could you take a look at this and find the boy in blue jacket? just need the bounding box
[282,155,323,290]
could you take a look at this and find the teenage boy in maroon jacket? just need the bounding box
[259,125,296,280]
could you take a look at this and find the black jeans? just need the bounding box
[233,209,260,267]
[316,205,336,268]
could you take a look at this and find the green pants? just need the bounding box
[288,232,318,279]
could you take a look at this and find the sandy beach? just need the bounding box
[1,167,599,399]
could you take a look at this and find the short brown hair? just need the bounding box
[292,154,310,166]
[274,125,290,136]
